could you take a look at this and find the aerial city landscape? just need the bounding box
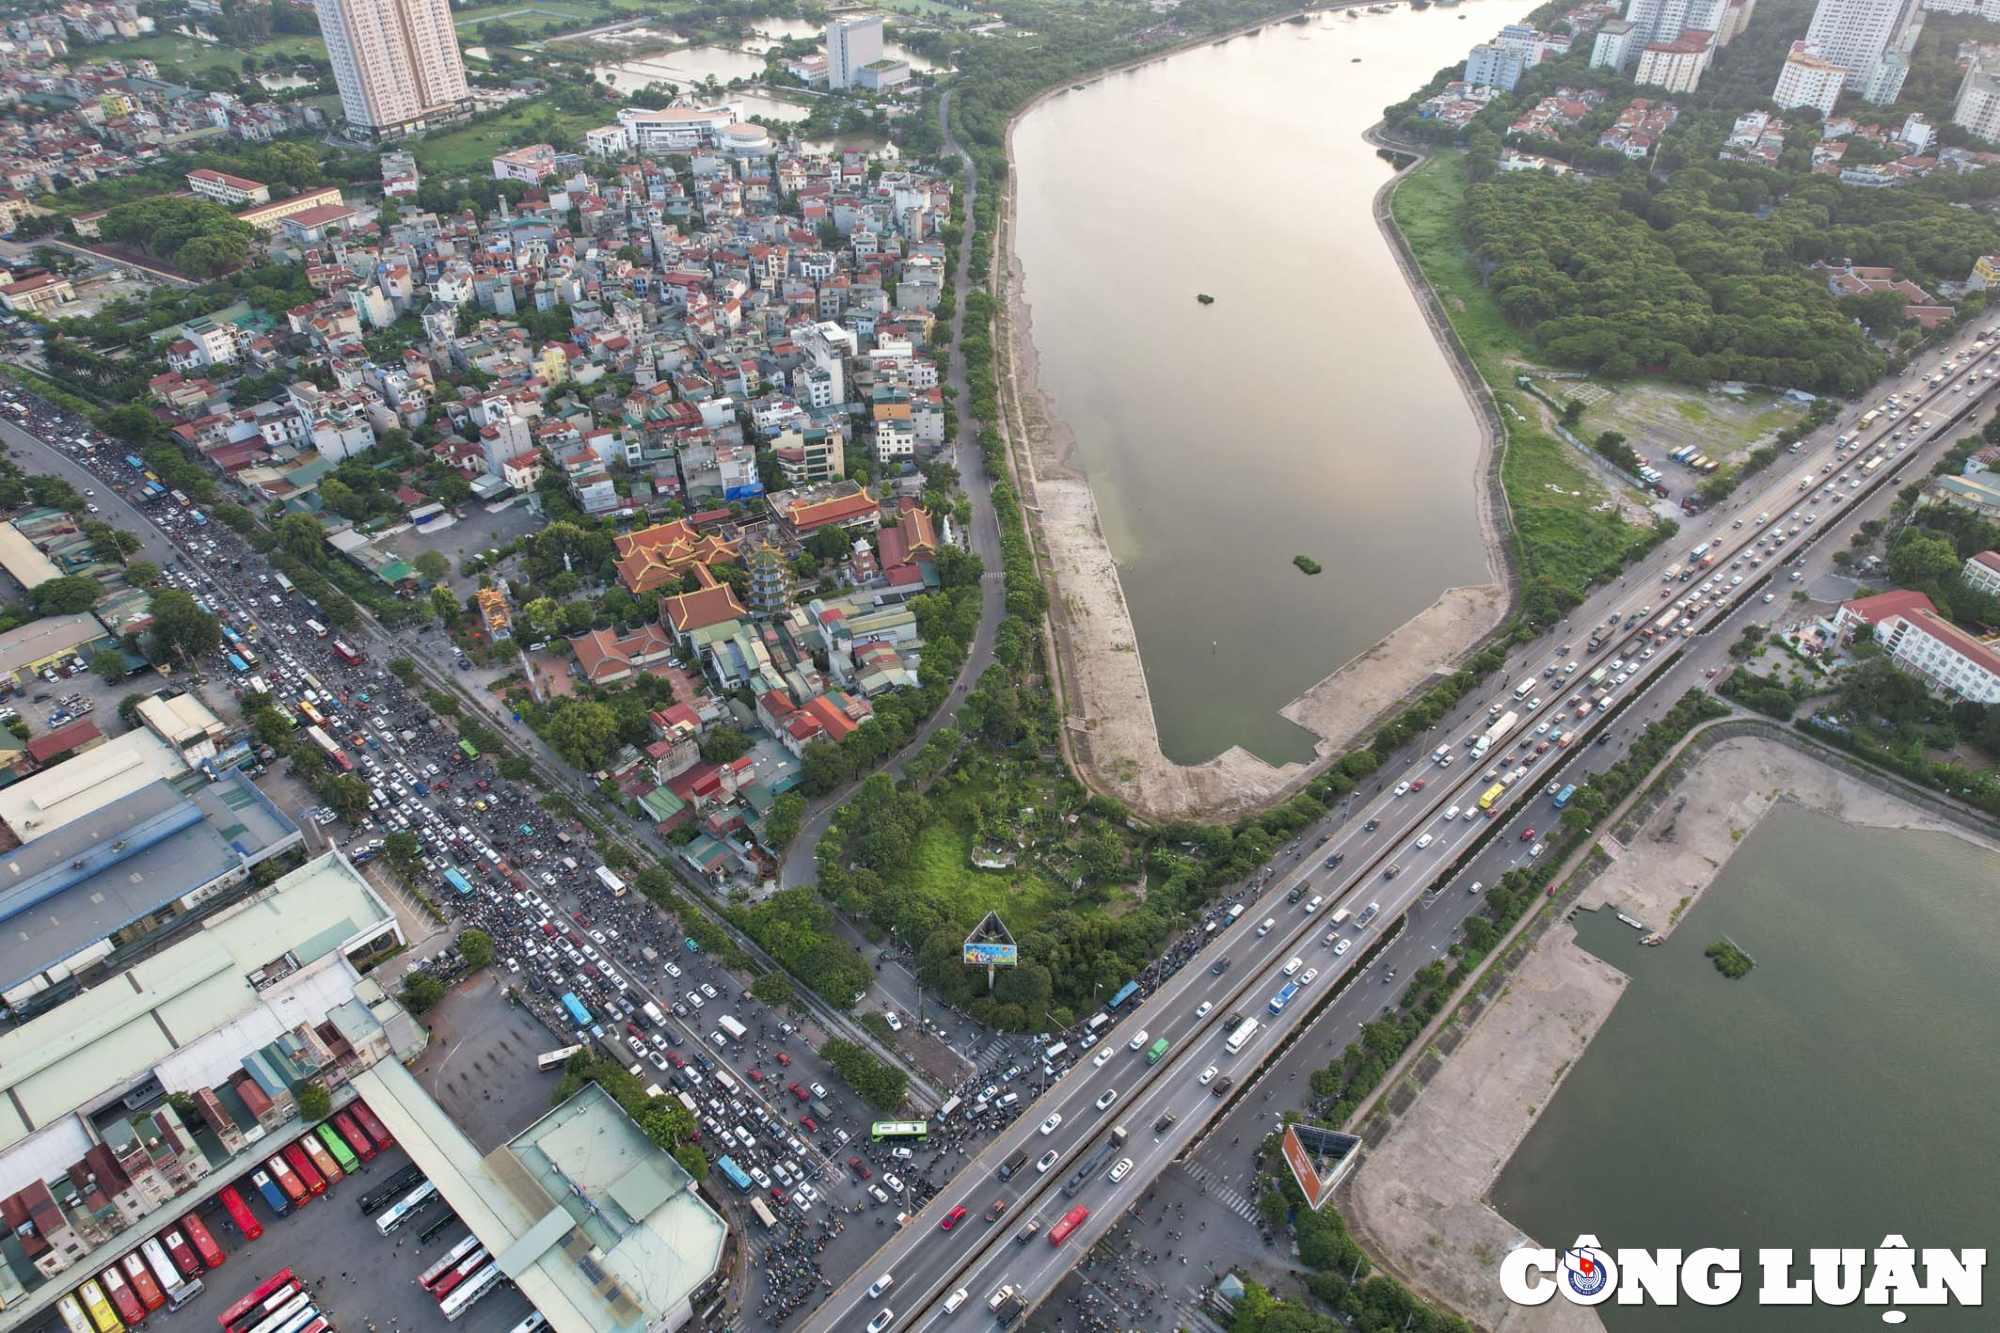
[0,0,1987,1326]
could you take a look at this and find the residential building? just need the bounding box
[234,185,346,233]
[1620,0,1731,45]
[1954,57,2000,143]
[1635,29,1714,91]
[1799,0,1923,104]
[1464,42,1528,90]
[1830,589,2000,702]
[1590,18,1642,68]
[184,168,268,206]
[492,143,556,184]
[826,14,884,89]
[313,0,472,137]
[1928,470,2000,515]
[1773,40,1848,115]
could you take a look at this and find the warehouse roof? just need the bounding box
[0,613,104,675]
[0,526,59,591]
[0,731,185,841]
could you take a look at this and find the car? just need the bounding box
[1194,1000,1212,1018]
[1198,1064,1219,1085]
[789,1082,809,1101]
[700,983,718,999]
[1036,1149,1060,1173]
[1521,828,1536,842]
[1414,833,1434,850]
[1334,938,1352,956]
[1410,777,1427,791]
[800,1117,818,1134]
[1210,957,1231,975]
[1127,1029,1149,1051]
[769,1186,787,1203]
[1763,592,1776,603]
[664,961,682,978]
[1299,967,1319,986]
[1212,1076,1235,1097]
[1154,1111,1178,1133]
[1392,781,1410,797]
[1039,1113,1063,1135]
[1094,1089,1118,1111]
[867,1312,894,1333]
[809,1081,828,1098]
[774,1050,791,1066]
[941,1206,968,1231]
[1108,1157,1134,1183]
[1092,1048,1114,1067]
[850,1157,872,1179]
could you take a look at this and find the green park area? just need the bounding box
[410,102,607,174]
[91,30,326,78]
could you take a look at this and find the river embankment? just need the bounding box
[996,12,1516,821]
[1342,732,2000,1331]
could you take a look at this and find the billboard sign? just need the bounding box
[962,941,1019,967]
[1280,1124,1363,1212]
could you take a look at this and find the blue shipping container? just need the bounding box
[716,1157,752,1192]
[1106,981,1141,1011]
[560,992,591,1026]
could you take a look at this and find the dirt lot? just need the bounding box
[1558,379,1804,470]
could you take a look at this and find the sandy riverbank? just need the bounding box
[997,65,1511,823]
[1343,734,2000,1331]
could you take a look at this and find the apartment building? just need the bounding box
[313,0,472,137]
[826,14,884,90]
[1799,0,1923,105]
[184,167,269,206]
[1832,590,2000,703]
[1772,40,1848,116]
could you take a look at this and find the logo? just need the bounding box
[1561,1242,1615,1303]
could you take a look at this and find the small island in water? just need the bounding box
[1293,555,1324,576]
[1705,939,1755,979]
[1196,293,1215,304]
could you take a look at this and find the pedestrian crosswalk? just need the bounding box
[1178,1163,1259,1223]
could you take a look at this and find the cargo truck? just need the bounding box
[1471,711,1519,759]
[1061,1126,1128,1198]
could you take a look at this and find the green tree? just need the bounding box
[458,929,494,969]
[698,727,752,764]
[763,791,805,849]
[414,550,452,583]
[149,588,222,660]
[400,969,445,1013]
[546,700,621,769]
[117,692,150,728]
[30,575,101,615]
[750,971,795,1008]
[293,1081,333,1122]
[90,650,127,683]
[125,560,160,587]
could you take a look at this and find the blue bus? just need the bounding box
[715,1157,752,1192]
[124,454,143,472]
[1106,981,1141,1011]
[225,653,249,674]
[1553,784,1577,810]
[1268,982,1299,1016]
[222,626,242,646]
[559,992,591,1026]
[442,868,473,896]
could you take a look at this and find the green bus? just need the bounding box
[457,739,479,761]
[871,1120,929,1142]
[316,1122,359,1174]
[1145,1037,1170,1066]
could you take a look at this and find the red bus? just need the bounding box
[98,1268,146,1327]
[217,1187,262,1242]
[265,1157,308,1207]
[120,1255,164,1312]
[217,1269,295,1330]
[180,1214,225,1270]
[296,1133,343,1186]
[280,1143,326,1197]
[1048,1206,1090,1246]
[331,640,363,666]
[419,1237,482,1292]
[158,1229,200,1280]
[429,1250,490,1301]
[332,1112,375,1163]
[350,1100,394,1151]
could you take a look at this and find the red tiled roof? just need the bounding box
[1841,590,1936,624]
[614,518,739,595]
[27,716,101,763]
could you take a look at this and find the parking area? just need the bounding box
[376,500,543,598]
[409,972,569,1152]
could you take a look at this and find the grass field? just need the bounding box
[411,102,606,174]
[93,31,326,77]
[889,822,1065,934]
[1392,151,1664,603]
[450,0,602,27]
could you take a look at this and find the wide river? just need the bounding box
[1012,0,1535,765]
[1492,804,2000,1331]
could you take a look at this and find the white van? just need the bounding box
[868,1274,895,1299]
[1042,1041,1069,1064]
[944,1289,970,1313]
[1256,917,1275,937]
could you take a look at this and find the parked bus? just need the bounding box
[1144,1037,1169,1066]
[223,1282,300,1333]
[121,1255,165,1312]
[1048,1206,1090,1245]
[78,1278,126,1333]
[417,1211,460,1245]
[349,1100,395,1151]
[332,1112,376,1163]
[871,1121,928,1143]
[264,1156,308,1208]
[297,1132,343,1186]
[537,1044,584,1071]
[249,1171,290,1218]
[440,1265,505,1323]
[748,1196,778,1229]
[357,1165,424,1215]
[1477,783,1506,812]
[216,1187,262,1243]
[218,1270,295,1330]
[280,1143,327,1197]
[375,1182,439,1236]
[428,1250,491,1302]
[715,1157,753,1192]
[1106,981,1140,1011]
[242,1294,311,1333]
[315,1123,359,1175]
[97,1269,146,1328]
[138,1240,183,1301]
[502,1313,547,1333]
[158,1230,200,1280]
[419,1238,483,1292]
[180,1214,225,1269]
[267,1310,316,1333]
[57,1296,97,1333]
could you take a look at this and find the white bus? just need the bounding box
[375,1181,439,1236]
[1224,1017,1260,1055]
[536,1044,584,1071]
[441,1265,506,1322]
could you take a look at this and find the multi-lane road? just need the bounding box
[801,332,2000,1333]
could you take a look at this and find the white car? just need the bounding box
[1194,1001,1212,1018]
[700,983,718,999]
[1107,1157,1134,1183]
[1299,967,1319,986]
[1092,1048,1114,1067]
[1414,833,1434,850]
[1392,781,1410,797]
[1283,957,1302,976]
[1039,1113,1063,1135]
[1198,1065,1219,1085]
[810,1082,828,1099]
[1127,1029,1149,1051]
[1444,806,1461,822]
[1334,939,1352,956]
[664,961,682,978]
[1094,1089,1118,1111]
